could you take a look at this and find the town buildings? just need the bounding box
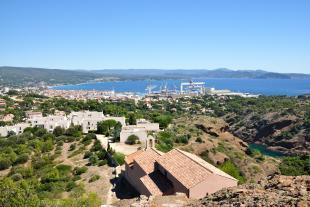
[69,111,126,133]
[0,111,126,136]
[0,114,14,122]
[27,114,71,133]
[125,147,238,199]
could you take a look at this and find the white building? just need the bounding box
[25,111,43,119]
[68,111,126,133]
[120,126,148,143]
[0,123,30,137]
[136,119,160,131]
[120,119,160,143]
[27,115,71,133]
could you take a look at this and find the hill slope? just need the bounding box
[92,68,310,79]
[0,66,107,87]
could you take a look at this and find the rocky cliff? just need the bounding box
[187,175,309,207]
[112,175,309,207]
[227,112,309,156]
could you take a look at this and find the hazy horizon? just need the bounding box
[1,66,310,74]
[1,0,309,73]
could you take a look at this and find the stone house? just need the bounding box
[124,147,238,199]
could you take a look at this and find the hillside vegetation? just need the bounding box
[0,67,111,87]
[0,125,115,206]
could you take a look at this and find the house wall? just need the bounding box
[0,123,31,137]
[189,174,238,199]
[28,116,71,132]
[0,127,8,137]
[136,122,160,131]
[124,162,151,196]
[120,130,148,143]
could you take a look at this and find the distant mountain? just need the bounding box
[0,66,108,87]
[92,68,310,80]
[0,66,309,87]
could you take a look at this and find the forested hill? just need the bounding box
[1,66,310,87]
[92,68,310,80]
[0,67,108,87]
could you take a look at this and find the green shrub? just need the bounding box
[113,152,125,165]
[56,164,72,175]
[97,150,107,160]
[41,140,54,153]
[195,137,203,143]
[91,140,103,151]
[14,154,29,165]
[0,178,40,206]
[98,160,107,166]
[10,166,33,178]
[156,131,174,152]
[53,126,65,137]
[65,125,82,137]
[11,173,23,181]
[72,175,81,181]
[89,154,99,165]
[56,140,64,146]
[83,151,92,159]
[66,181,76,191]
[175,135,189,144]
[82,133,96,145]
[89,175,100,183]
[73,166,88,175]
[34,128,48,137]
[125,135,139,145]
[220,160,246,184]
[279,156,310,176]
[69,143,76,151]
[0,158,12,170]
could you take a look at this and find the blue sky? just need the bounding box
[0,0,309,73]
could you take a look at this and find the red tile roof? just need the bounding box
[140,175,162,196]
[156,149,237,189]
[125,148,162,174]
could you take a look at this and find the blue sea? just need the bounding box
[51,78,310,96]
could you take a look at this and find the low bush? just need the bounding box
[279,156,310,176]
[98,160,107,166]
[220,160,246,184]
[89,154,99,165]
[195,137,203,143]
[113,152,125,165]
[73,166,88,175]
[89,175,100,183]
[66,181,76,191]
[83,151,92,159]
[69,143,76,151]
[14,154,29,165]
[11,173,23,181]
[125,135,139,145]
[0,158,12,170]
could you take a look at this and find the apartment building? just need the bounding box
[27,115,71,132]
[0,123,30,137]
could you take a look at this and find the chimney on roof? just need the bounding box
[146,135,155,149]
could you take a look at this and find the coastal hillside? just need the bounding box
[113,175,309,206]
[0,67,112,87]
[220,96,310,156]
[1,67,310,88]
[92,68,310,80]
